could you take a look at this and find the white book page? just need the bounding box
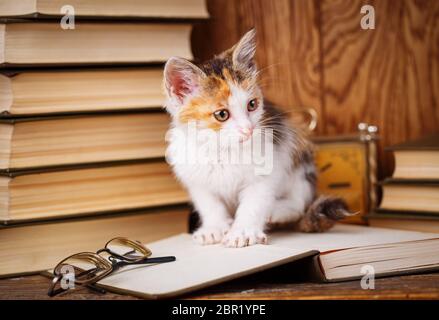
[269,224,439,252]
[98,234,316,299]
[98,225,438,298]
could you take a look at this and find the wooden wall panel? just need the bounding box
[192,0,324,134]
[321,0,439,177]
[192,0,439,177]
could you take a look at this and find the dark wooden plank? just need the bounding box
[0,273,438,300]
[192,0,324,134]
[0,275,138,300]
[192,0,439,178]
[321,0,439,178]
[191,273,439,300]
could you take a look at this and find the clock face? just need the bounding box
[314,141,368,224]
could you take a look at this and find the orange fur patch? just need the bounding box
[179,74,231,131]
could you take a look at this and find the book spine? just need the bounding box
[0,74,12,113]
[0,124,13,169]
[0,176,11,222]
[308,255,329,282]
[0,24,5,64]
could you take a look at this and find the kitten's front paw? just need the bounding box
[222,228,267,248]
[192,226,229,245]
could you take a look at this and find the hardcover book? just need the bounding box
[379,179,439,214]
[0,68,164,115]
[0,22,192,66]
[368,210,439,233]
[75,224,439,299]
[0,0,209,19]
[0,113,169,170]
[387,134,439,180]
[0,206,190,277]
[0,161,188,223]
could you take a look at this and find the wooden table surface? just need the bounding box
[1,272,438,300]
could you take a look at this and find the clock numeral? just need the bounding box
[328,182,351,189]
[320,162,332,173]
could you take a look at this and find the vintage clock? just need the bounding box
[313,124,379,224]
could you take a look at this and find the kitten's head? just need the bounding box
[164,29,263,143]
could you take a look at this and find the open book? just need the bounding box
[93,225,439,299]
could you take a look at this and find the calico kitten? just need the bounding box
[163,29,349,248]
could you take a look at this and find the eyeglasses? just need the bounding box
[48,237,175,297]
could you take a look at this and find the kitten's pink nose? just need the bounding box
[239,127,253,140]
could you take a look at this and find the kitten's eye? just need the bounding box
[213,109,230,122]
[247,99,258,112]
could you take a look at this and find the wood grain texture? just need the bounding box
[192,0,324,134]
[321,0,439,178]
[189,274,439,300]
[192,0,439,177]
[0,273,437,300]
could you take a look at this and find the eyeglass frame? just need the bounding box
[48,237,175,297]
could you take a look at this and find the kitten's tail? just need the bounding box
[298,195,353,233]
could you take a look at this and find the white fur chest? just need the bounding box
[166,134,262,200]
[172,161,258,199]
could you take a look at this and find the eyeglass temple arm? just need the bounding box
[115,255,176,268]
[142,256,176,264]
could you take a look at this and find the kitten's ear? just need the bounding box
[232,29,257,75]
[164,57,205,103]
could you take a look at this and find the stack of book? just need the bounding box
[368,134,439,233]
[0,0,209,277]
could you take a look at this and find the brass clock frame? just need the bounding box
[312,124,379,224]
